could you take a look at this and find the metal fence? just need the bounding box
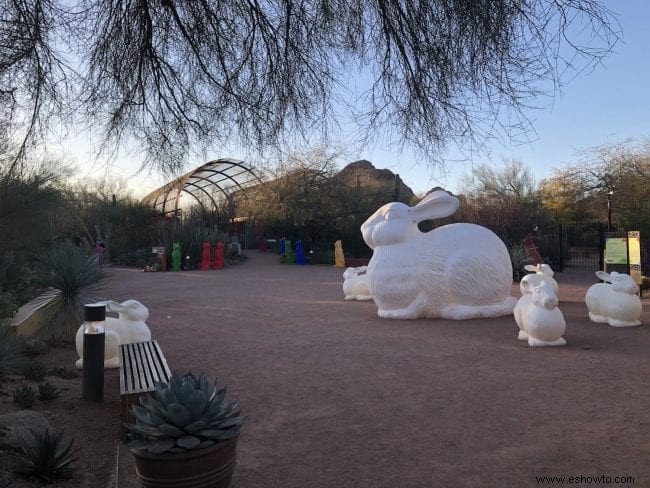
[530,222,648,273]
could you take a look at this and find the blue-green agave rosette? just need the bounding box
[125,372,244,454]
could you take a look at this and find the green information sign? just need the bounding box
[605,238,628,265]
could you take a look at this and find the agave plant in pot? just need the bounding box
[125,371,244,488]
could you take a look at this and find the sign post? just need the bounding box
[628,231,642,297]
[604,236,628,274]
[152,246,167,272]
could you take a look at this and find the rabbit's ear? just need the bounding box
[524,265,538,272]
[409,190,459,222]
[595,271,611,282]
[539,264,554,275]
[106,300,126,312]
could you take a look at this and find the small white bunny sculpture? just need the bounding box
[514,277,566,346]
[360,190,516,319]
[586,271,642,327]
[524,263,559,295]
[342,266,373,301]
[75,299,152,369]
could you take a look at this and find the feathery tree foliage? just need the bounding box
[457,159,547,244]
[239,148,411,256]
[1,0,619,174]
[539,139,650,232]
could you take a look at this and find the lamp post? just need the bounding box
[606,190,614,232]
[82,304,105,402]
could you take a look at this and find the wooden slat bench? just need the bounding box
[119,340,172,440]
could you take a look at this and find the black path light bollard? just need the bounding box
[82,303,106,402]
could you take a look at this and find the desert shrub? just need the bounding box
[0,326,27,381]
[24,360,47,381]
[164,210,229,268]
[310,249,335,265]
[0,291,18,325]
[13,385,36,409]
[508,243,531,282]
[0,251,35,330]
[38,382,62,401]
[115,248,156,268]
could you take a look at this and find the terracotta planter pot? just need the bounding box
[130,437,238,488]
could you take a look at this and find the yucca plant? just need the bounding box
[0,326,27,381]
[30,242,104,340]
[13,385,36,409]
[14,429,78,483]
[125,372,244,454]
[0,471,11,488]
[38,382,61,401]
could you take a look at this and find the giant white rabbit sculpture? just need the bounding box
[75,299,152,369]
[586,271,642,327]
[342,266,373,301]
[360,190,516,319]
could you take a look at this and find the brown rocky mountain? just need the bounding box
[333,160,416,203]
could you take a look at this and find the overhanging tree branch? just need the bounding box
[0,0,620,175]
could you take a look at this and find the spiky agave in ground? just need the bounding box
[125,372,244,454]
[14,429,78,482]
[38,381,62,401]
[13,384,36,409]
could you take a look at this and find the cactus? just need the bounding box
[125,372,244,454]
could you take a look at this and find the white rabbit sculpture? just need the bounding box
[586,271,642,327]
[75,299,152,369]
[360,190,516,319]
[342,266,372,301]
[514,278,566,346]
[524,263,559,295]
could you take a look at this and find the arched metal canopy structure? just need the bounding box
[142,158,262,217]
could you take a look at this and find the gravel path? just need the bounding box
[105,252,650,488]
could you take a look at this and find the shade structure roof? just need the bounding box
[141,158,262,217]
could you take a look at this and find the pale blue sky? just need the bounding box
[369,0,650,195]
[67,1,649,198]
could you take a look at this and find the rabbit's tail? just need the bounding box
[440,296,516,320]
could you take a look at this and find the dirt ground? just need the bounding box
[0,344,121,487]
[2,252,649,487]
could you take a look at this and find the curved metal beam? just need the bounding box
[142,159,262,218]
